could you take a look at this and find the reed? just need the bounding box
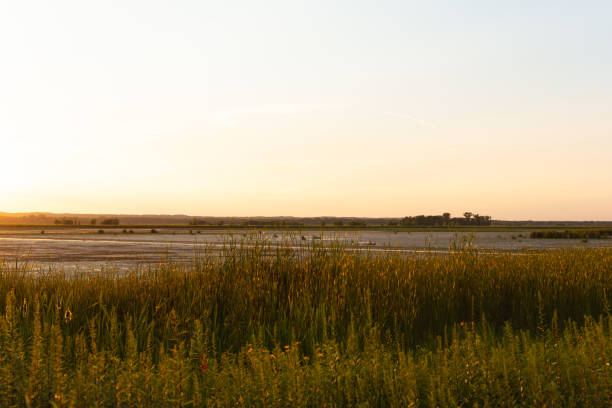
[0,237,610,406]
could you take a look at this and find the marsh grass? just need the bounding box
[0,237,611,406]
[531,229,612,239]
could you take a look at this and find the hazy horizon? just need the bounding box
[2,210,612,223]
[2,1,611,220]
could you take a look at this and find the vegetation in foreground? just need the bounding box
[0,239,611,406]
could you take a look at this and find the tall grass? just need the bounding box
[0,238,611,406]
[531,229,612,239]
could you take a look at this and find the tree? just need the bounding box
[442,213,451,225]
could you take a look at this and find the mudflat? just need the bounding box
[1,229,611,271]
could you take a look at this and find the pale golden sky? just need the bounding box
[1,1,611,220]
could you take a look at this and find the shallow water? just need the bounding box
[1,229,610,271]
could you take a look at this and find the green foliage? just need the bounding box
[400,212,492,227]
[531,229,612,239]
[0,240,611,405]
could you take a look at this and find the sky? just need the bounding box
[1,1,611,220]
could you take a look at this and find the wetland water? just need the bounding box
[1,229,610,271]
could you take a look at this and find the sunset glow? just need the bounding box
[1,1,611,219]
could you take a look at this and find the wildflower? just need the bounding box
[318,353,324,358]
[64,309,72,323]
[460,321,465,327]
[270,354,275,360]
[199,355,208,371]
[303,356,309,361]
[284,345,290,350]
[607,362,610,367]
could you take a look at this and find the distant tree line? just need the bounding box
[189,218,208,225]
[99,218,120,225]
[397,212,491,227]
[49,217,120,226]
[190,218,310,227]
[54,218,79,226]
[241,220,305,227]
[192,214,491,228]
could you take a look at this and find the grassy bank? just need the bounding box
[0,240,611,406]
[530,229,612,240]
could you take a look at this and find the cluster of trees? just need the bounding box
[398,212,491,227]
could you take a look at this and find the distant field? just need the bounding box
[3,223,612,232]
[0,239,610,406]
